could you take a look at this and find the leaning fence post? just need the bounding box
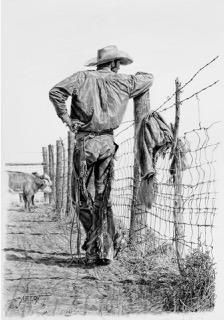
[56,140,63,215]
[66,131,75,217]
[129,90,150,254]
[172,78,185,273]
[42,147,49,203]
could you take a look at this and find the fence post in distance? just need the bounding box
[42,147,49,204]
[61,138,67,219]
[56,140,63,216]
[66,131,75,218]
[48,145,56,205]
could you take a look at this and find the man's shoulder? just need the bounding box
[113,73,132,79]
[111,72,153,82]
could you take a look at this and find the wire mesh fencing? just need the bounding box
[111,123,218,260]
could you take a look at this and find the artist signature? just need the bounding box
[8,294,48,310]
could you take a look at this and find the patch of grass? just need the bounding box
[119,245,215,312]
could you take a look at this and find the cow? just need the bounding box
[7,171,52,212]
[31,172,52,206]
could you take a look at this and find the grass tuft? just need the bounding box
[119,245,215,312]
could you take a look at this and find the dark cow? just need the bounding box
[7,171,52,212]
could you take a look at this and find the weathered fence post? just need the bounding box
[42,147,49,203]
[61,139,67,218]
[56,140,63,215]
[172,78,185,273]
[129,90,150,255]
[66,131,75,216]
[48,144,55,204]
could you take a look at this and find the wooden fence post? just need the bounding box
[172,78,185,272]
[42,147,49,203]
[56,140,63,215]
[129,90,150,255]
[61,139,67,218]
[66,131,75,216]
[48,144,55,204]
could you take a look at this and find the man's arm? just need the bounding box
[128,72,154,98]
[49,72,84,128]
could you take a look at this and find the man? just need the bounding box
[49,45,153,265]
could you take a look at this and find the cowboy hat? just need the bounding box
[85,45,133,67]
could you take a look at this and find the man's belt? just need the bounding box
[78,129,114,136]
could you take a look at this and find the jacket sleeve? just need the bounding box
[49,71,85,123]
[128,72,154,98]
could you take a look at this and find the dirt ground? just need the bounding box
[3,198,162,317]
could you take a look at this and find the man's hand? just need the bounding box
[71,119,86,133]
[61,114,86,133]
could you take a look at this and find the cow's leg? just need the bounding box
[23,193,33,212]
[31,195,35,206]
[19,193,23,203]
[28,200,31,212]
[23,193,28,211]
[27,195,33,212]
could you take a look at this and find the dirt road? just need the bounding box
[3,202,159,316]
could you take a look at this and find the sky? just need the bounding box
[1,0,224,316]
[2,0,224,163]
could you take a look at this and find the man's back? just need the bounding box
[49,69,153,132]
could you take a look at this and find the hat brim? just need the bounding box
[85,51,133,67]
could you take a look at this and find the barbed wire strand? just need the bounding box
[154,56,219,112]
[159,80,219,113]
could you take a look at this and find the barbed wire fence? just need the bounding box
[5,57,220,274]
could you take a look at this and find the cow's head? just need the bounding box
[41,173,52,186]
[38,179,52,194]
[32,172,52,193]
